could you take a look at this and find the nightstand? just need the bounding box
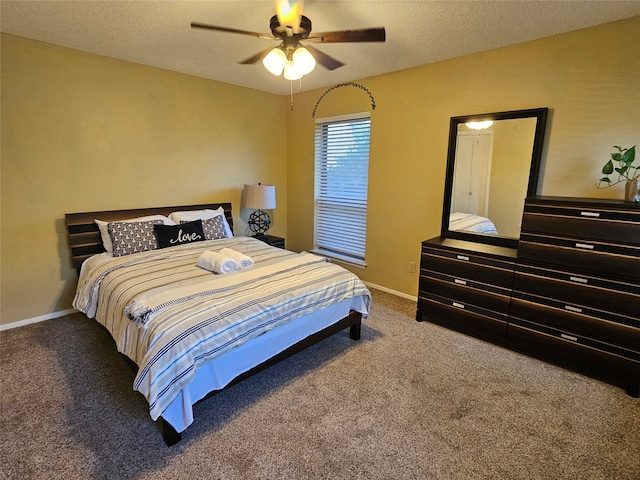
[256,235,285,249]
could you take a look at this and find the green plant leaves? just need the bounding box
[621,145,636,165]
[597,145,637,188]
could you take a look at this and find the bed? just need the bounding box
[65,202,371,446]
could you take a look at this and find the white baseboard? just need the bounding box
[0,308,77,332]
[363,281,417,302]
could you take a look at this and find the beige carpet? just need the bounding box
[1,289,638,479]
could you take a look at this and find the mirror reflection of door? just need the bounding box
[451,131,494,216]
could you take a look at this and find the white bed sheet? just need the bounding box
[162,295,367,432]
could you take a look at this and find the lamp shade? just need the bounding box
[243,184,276,210]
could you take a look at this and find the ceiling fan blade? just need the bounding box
[238,48,274,65]
[309,27,386,43]
[305,45,344,71]
[190,22,273,39]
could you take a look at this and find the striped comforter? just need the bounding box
[449,212,498,235]
[73,236,371,420]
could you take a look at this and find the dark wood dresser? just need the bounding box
[417,196,640,396]
[416,237,517,338]
[510,196,640,396]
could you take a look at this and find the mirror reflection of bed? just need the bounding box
[448,212,498,235]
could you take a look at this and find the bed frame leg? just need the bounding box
[160,417,182,446]
[349,315,361,340]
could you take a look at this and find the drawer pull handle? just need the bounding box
[456,255,469,261]
[580,211,600,218]
[454,279,467,285]
[452,302,465,309]
[561,333,578,342]
[565,305,583,313]
[575,243,594,250]
[569,276,588,284]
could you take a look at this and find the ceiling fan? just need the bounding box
[191,1,385,81]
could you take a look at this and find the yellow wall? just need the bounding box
[2,16,639,326]
[1,34,287,325]
[285,16,640,297]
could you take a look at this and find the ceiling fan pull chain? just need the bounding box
[290,80,294,110]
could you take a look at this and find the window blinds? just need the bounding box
[314,113,371,265]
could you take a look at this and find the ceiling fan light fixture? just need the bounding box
[292,46,316,75]
[193,9,386,83]
[263,47,287,76]
[283,60,304,80]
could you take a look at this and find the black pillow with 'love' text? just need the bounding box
[154,220,205,249]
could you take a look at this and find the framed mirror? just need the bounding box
[441,107,548,249]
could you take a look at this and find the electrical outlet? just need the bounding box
[408,261,416,273]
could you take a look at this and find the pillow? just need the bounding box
[182,216,229,240]
[108,219,163,257]
[169,207,233,237]
[96,215,174,255]
[154,220,205,248]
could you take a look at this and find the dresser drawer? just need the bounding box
[518,237,640,279]
[507,320,640,379]
[509,295,640,352]
[421,249,515,288]
[522,209,640,246]
[513,264,640,318]
[417,294,508,336]
[420,272,511,314]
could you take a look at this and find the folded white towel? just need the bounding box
[197,251,240,274]
[219,247,254,269]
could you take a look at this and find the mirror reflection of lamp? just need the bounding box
[242,183,276,238]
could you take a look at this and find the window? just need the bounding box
[313,112,371,266]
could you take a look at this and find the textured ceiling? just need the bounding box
[2,1,639,96]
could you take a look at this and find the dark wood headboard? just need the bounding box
[65,203,233,270]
